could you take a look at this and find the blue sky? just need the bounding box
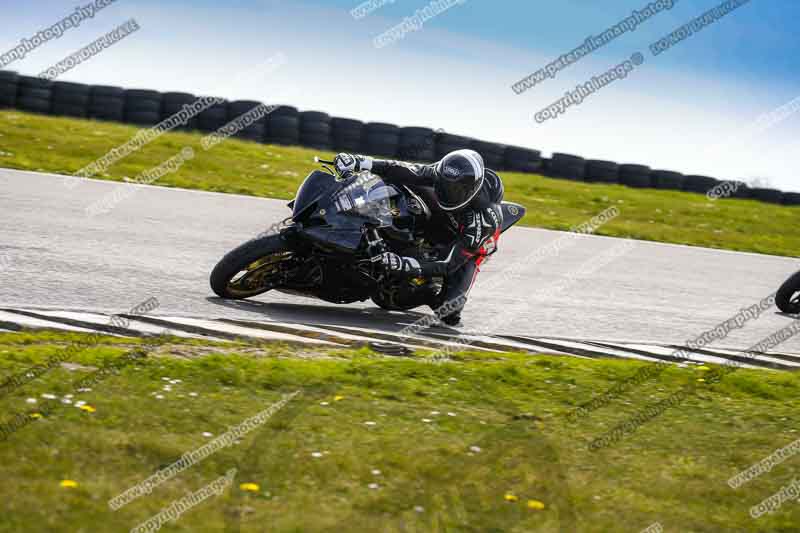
[2,0,799,192]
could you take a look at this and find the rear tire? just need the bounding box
[210,234,293,299]
[776,270,800,314]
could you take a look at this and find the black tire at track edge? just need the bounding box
[23,88,53,101]
[17,97,51,114]
[750,187,783,204]
[91,85,125,98]
[650,170,684,190]
[124,111,161,125]
[782,192,800,205]
[777,270,800,314]
[51,103,88,117]
[209,233,290,299]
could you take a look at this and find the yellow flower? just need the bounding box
[79,405,96,413]
[527,500,546,510]
[504,493,518,502]
[29,413,43,419]
[697,378,706,383]
[240,483,260,492]
[698,366,710,371]
[60,480,78,488]
[334,395,344,402]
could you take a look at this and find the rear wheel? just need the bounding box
[777,270,800,314]
[210,234,295,299]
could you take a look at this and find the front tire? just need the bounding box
[777,270,800,314]
[210,234,294,299]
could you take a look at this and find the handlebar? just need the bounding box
[315,156,347,180]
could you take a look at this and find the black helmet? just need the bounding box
[433,149,485,211]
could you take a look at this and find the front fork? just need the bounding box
[364,228,388,274]
[365,228,434,294]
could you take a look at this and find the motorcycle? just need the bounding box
[210,158,526,312]
[777,270,800,314]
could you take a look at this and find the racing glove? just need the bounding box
[334,153,373,177]
[375,252,422,279]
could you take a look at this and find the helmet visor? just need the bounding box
[434,174,483,211]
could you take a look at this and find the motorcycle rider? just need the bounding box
[333,149,504,326]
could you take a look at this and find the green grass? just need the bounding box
[1,331,799,532]
[0,110,798,257]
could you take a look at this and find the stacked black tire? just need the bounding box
[228,100,267,142]
[618,164,651,188]
[471,140,505,170]
[650,170,684,190]
[0,71,19,109]
[162,92,199,130]
[266,106,300,145]
[197,98,229,133]
[749,188,783,204]
[549,153,586,180]
[299,111,332,150]
[0,67,796,208]
[504,146,542,173]
[124,89,162,126]
[17,76,51,114]
[709,180,750,199]
[331,118,363,152]
[585,160,619,183]
[730,182,751,199]
[89,85,125,121]
[398,127,435,162]
[363,122,400,157]
[782,192,800,205]
[435,132,472,160]
[51,81,90,118]
[682,175,720,194]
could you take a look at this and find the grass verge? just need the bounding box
[0,331,798,532]
[0,110,797,257]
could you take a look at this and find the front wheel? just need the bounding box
[210,234,295,299]
[776,270,800,314]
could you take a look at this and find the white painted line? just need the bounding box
[675,346,800,368]
[232,320,435,351]
[763,350,800,361]
[689,345,800,364]
[326,324,498,351]
[445,333,568,354]
[37,310,214,340]
[620,343,766,370]
[526,338,664,363]
[0,310,100,334]
[158,316,338,345]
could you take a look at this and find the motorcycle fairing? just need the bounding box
[500,202,526,233]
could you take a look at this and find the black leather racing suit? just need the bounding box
[370,158,504,317]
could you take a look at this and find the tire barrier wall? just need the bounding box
[0,70,796,206]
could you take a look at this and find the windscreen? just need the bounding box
[332,172,400,227]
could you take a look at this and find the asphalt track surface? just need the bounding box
[1,168,798,354]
